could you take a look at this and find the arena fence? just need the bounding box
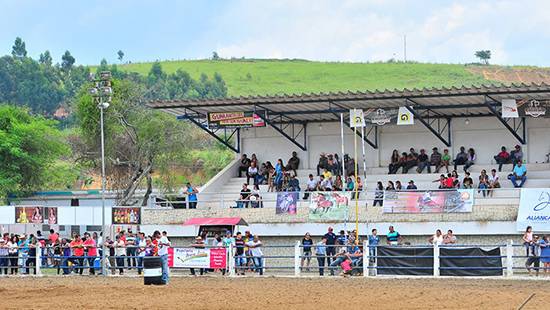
[1,241,547,278]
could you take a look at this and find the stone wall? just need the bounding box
[142,203,518,225]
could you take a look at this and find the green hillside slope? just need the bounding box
[118,60,491,97]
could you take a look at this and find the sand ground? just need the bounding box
[1,276,549,309]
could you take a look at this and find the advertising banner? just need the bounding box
[363,108,398,125]
[501,99,519,118]
[15,206,44,224]
[112,207,141,224]
[383,189,474,213]
[308,192,350,221]
[169,247,227,269]
[517,188,550,231]
[349,109,366,127]
[276,192,298,215]
[517,99,550,118]
[397,106,414,125]
[207,111,266,129]
[44,207,58,224]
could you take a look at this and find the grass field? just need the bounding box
[118,60,492,96]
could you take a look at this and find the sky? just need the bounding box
[2,0,550,66]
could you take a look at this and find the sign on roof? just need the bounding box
[516,99,550,118]
[207,111,266,129]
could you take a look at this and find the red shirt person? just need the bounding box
[70,234,85,275]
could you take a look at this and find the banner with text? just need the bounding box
[169,247,227,269]
[383,189,474,213]
[276,192,298,215]
[207,111,266,129]
[112,207,141,224]
[517,188,550,232]
[517,99,550,118]
[309,192,350,221]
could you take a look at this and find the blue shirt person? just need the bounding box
[511,161,527,188]
[368,229,380,262]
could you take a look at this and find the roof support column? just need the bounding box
[405,104,452,147]
[255,107,307,151]
[177,114,240,153]
[484,95,526,145]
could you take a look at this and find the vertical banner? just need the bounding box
[275,192,298,215]
[501,99,519,118]
[308,192,350,221]
[349,109,366,127]
[44,207,58,224]
[397,106,414,125]
[517,188,550,231]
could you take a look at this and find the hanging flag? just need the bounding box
[350,109,366,127]
[501,99,519,118]
[397,106,414,125]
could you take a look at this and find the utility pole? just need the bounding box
[404,35,407,62]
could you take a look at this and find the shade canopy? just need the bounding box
[183,217,248,226]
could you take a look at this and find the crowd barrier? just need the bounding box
[2,241,548,278]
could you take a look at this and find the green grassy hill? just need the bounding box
[118,60,492,96]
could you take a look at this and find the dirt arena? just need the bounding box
[1,276,549,309]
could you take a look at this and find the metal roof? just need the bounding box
[147,83,550,122]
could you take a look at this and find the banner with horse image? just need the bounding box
[276,192,298,215]
[382,189,474,213]
[308,192,350,221]
[517,188,550,231]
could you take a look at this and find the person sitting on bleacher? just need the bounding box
[433,174,446,189]
[344,154,356,177]
[238,154,251,178]
[320,176,333,191]
[510,161,527,188]
[416,149,431,173]
[406,180,417,190]
[287,175,301,192]
[463,148,476,172]
[334,154,343,176]
[285,151,300,177]
[494,146,511,172]
[510,145,524,167]
[388,150,400,174]
[327,154,339,176]
[303,174,318,200]
[440,149,451,173]
[402,148,418,173]
[462,172,473,189]
[453,146,468,171]
[333,175,343,191]
[237,183,251,208]
[488,169,500,197]
[430,147,442,173]
[317,153,328,176]
[397,152,408,173]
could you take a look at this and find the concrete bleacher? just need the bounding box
[196,163,550,209]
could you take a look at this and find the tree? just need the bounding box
[75,79,194,205]
[12,37,27,58]
[0,105,69,201]
[117,50,124,62]
[475,50,491,65]
[61,50,76,72]
[212,51,220,60]
[39,50,53,66]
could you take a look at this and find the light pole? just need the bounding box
[89,71,112,276]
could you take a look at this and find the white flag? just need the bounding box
[397,107,414,125]
[350,109,366,127]
[501,99,519,118]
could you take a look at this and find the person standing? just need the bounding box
[324,227,337,266]
[525,235,541,276]
[115,235,126,275]
[0,239,9,275]
[158,230,171,283]
[186,182,199,209]
[234,232,246,275]
[190,236,205,276]
[301,233,313,272]
[315,237,327,276]
[368,229,380,263]
[137,232,146,275]
[247,235,264,275]
[539,236,550,275]
[386,226,402,245]
[126,230,137,271]
[83,232,97,275]
[8,235,19,275]
[70,234,85,275]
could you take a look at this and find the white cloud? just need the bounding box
[213,0,550,65]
